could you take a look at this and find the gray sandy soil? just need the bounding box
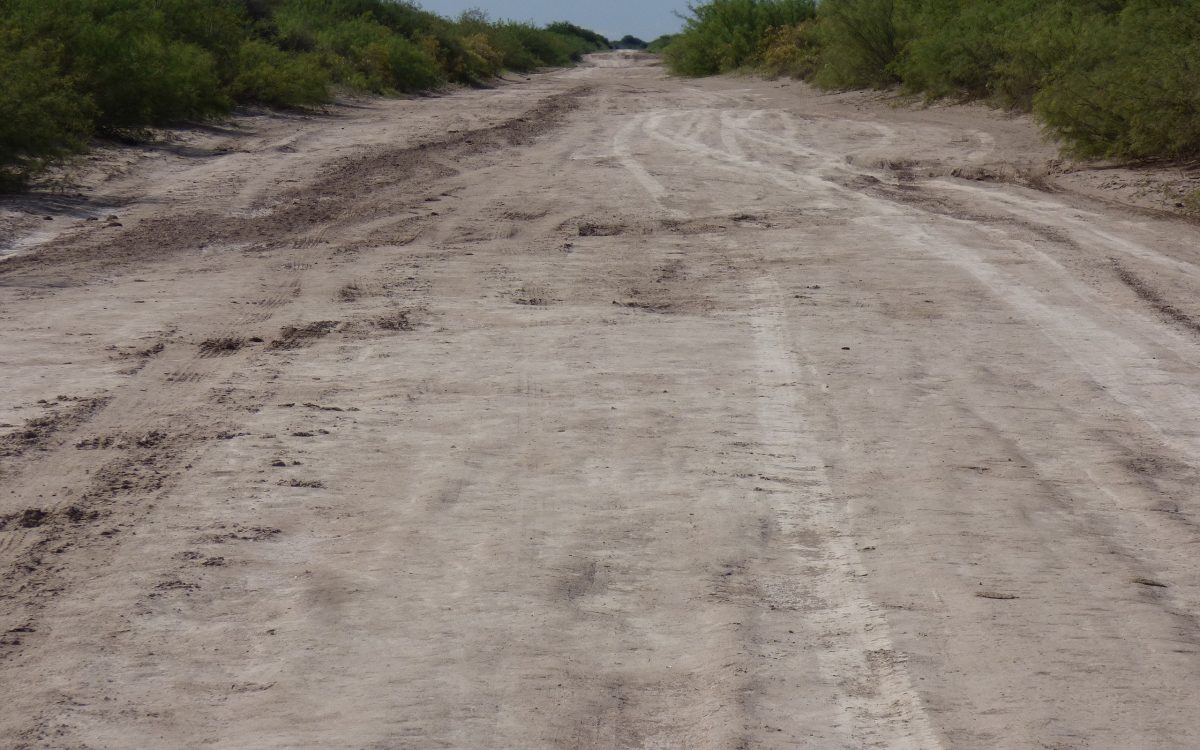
[1,52,1199,749]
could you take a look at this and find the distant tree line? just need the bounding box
[614,35,649,50]
[0,0,612,189]
[658,0,1200,162]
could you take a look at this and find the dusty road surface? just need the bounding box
[3,51,1200,749]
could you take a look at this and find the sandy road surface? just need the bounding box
[2,52,1200,749]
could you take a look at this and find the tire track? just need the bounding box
[750,276,944,750]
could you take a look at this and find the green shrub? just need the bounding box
[552,31,603,62]
[0,0,606,185]
[371,35,444,92]
[547,22,610,51]
[486,24,550,71]
[499,23,574,67]
[664,0,818,76]
[230,39,329,106]
[279,13,441,93]
[0,33,94,189]
[810,0,902,89]
[1034,2,1200,160]
[78,30,227,130]
[892,0,1080,107]
[6,0,231,131]
[662,34,721,76]
[658,0,1200,162]
[981,4,1083,109]
[757,22,821,79]
[893,0,1008,99]
[458,32,505,79]
[156,0,249,82]
[647,34,677,53]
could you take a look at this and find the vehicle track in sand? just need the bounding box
[1,51,1199,749]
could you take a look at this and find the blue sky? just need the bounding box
[415,1,687,41]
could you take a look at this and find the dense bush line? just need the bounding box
[662,0,1200,162]
[0,0,610,189]
[663,0,817,77]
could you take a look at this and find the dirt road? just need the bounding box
[2,52,1200,749]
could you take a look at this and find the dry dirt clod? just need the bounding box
[976,591,1019,600]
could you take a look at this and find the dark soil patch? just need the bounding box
[375,310,415,331]
[0,397,110,458]
[151,579,200,597]
[513,286,553,306]
[337,283,366,302]
[89,450,172,497]
[206,525,282,543]
[63,506,100,524]
[199,337,245,356]
[117,341,165,360]
[0,508,48,531]
[269,321,339,350]
[655,260,684,283]
[0,87,591,284]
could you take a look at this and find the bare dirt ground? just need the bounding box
[2,51,1200,749]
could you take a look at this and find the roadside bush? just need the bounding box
[1034,3,1200,160]
[0,34,93,190]
[458,32,505,79]
[551,31,602,63]
[664,0,817,76]
[662,33,722,76]
[496,23,574,67]
[484,24,544,72]
[7,0,231,131]
[0,0,607,188]
[668,0,1200,162]
[240,0,285,22]
[547,22,610,51]
[156,0,248,83]
[75,25,228,130]
[893,0,1010,99]
[647,34,677,54]
[230,39,329,106]
[757,22,821,79]
[370,35,444,93]
[810,0,902,89]
[893,0,1080,107]
[979,4,1083,110]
